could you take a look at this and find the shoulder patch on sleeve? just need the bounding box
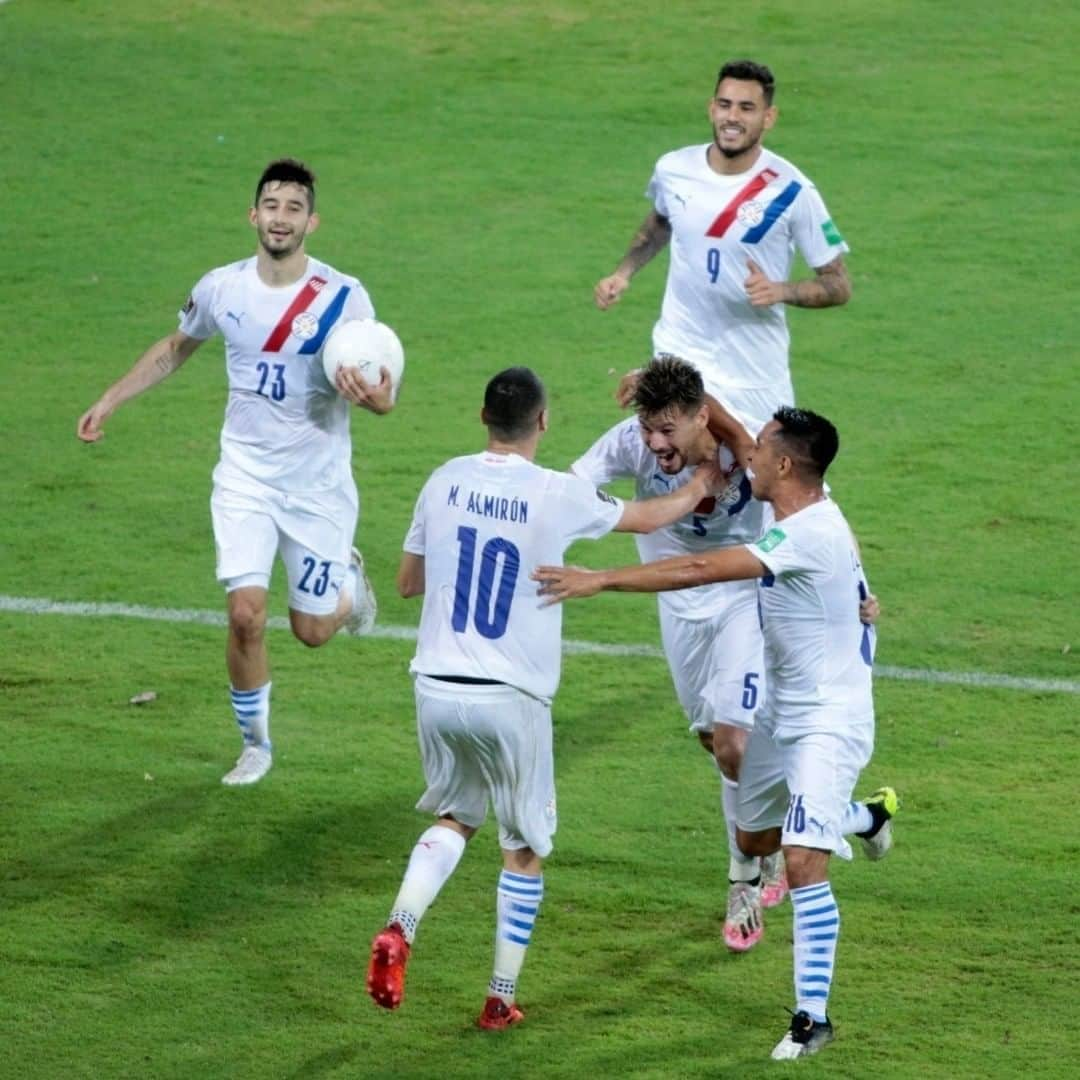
[595,489,617,506]
[181,295,196,315]
[756,526,787,553]
[821,219,844,246]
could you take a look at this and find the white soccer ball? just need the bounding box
[322,318,405,398]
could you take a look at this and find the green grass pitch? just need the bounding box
[1,1,1077,1076]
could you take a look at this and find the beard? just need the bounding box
[258,227,303,259]
[713,127,762,159]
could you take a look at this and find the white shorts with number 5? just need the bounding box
[658,580,764,734]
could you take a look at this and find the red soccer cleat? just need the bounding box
[476,996,525,1030]
[366,924,410,1009]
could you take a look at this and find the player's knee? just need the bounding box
[737,828,778,857]
[228,601,267,643]
[289,612,333,648]
[711,725,747,779]
[696,730,715,755]
[782,846,830,888]
[712,739,741,780]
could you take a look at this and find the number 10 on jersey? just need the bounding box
[452,526,520,640]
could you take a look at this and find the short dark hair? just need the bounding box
[716,59,776,105]
[771,405,838,479]
[255,158,316,212]
[632,355,705,417]
[483,367,547,441]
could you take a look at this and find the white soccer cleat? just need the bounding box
[723,880,763,952]
[343,547,378,636]
[221,744,272,786]
[770,1011,835,1059]
[858,786,899,861]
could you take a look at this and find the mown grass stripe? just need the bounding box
[2,594,1075,695]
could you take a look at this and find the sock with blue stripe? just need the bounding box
[790,881,839,1023]
[230,682,271,750]
[388,825,467,945]
[491,869,543,1005]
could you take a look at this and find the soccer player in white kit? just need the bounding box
[594,59,851,434]
[534,406,899,1061]
[77,159,393,786]
[571,357,777,951]
[365,367,725,1030]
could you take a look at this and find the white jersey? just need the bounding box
[405,451,624,703]
[571,417,763,619]
[647,145,849,394]
[749,499,874,729]
[178,256,375,493]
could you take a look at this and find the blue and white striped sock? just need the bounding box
[790,881,840,1023]
[491,870,543,1004]
[230,683,271,749]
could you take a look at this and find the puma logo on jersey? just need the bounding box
[226,310,245,327]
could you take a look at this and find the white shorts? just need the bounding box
[413,675,557,858]
[702,380,794,437]
[658,582,764,734]
[210,477,359,616]
[736,711,874,860]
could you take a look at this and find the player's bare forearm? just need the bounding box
[614,461,724,534]
[704,395,754,467]
[534,547,767,603]
[781,256,851,309]
[606,547,765,591]
[397,553,425,598]
[595,213,671,308]
[616,211,672,278]
[116,333,198,401]
[616,485,701,534]
[78,332,200,441]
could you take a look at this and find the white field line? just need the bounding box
[1,593,1076,696]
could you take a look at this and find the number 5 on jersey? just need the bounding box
[452,526,520,640]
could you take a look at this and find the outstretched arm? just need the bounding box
[534,546,767,603]
[744,254,851,310]
[76,330,204,442]
[594,211,673,309]
[613,459,724,534]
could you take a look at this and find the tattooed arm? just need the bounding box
[744,255,852,310]
[594,210,673,309]
[77,330,204,442]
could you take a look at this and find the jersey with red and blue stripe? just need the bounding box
[646,145,849,396]
[178,256,374,492]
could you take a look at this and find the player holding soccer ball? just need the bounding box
[366,367,727,1029]
[594,59,851,435]
[536,407,898,1060]
[77,158,394,787]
